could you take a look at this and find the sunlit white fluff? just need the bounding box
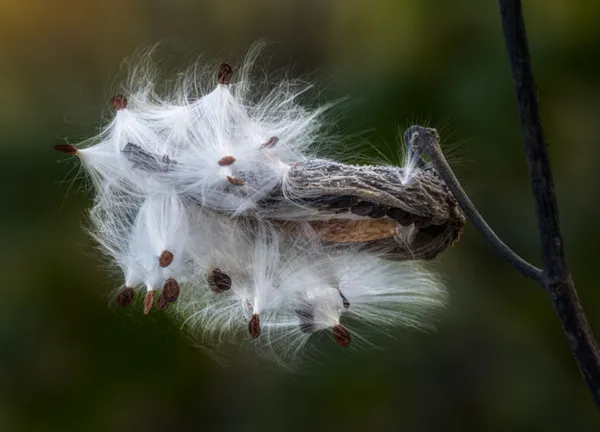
[59,45,448,365]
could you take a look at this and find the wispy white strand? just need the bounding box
[59,45,449,366]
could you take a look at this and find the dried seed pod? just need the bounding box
[162,279,180,303]
[259,159,466,260]
[159,250,174,268]
[116,287,135,307]
[312,195,358,210]
[208,269,232,293]
[54,144,78,155]
[249,314,261,338]
[119,146,465,260]
[333,324,352,347]
[218,63,233,85]
[110,94,128,110]
[143,291,155,315]
[218,156,236,166]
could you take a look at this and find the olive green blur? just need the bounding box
[2,0,600,430]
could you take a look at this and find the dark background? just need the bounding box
[2,0,600,430]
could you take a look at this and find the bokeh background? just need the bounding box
[2,0,600,430]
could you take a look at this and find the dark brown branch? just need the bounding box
[409,0,600,409]
[498,0,600,410]
[409,0,600,410]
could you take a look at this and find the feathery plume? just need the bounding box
[55,45,464,366]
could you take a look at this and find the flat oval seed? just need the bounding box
[350,202,375,216]
[208,269,232,293]
[159,250,174,268]
[162,279,180,303]
[156,295,169,311]
[110,95,128,110]
[218,156,236,166]
[218,63,233,85]
[116,287,135,307]
[249,314,261,338]
[143,291,155,315]
[333,324,352,347]
[54,144,78,155]
[387,208,415,226]
[368,206,387,218]
[226,176,245,186]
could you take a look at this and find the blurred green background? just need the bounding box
[2,0,600,430]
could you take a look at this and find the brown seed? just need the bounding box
[143,291,155,315]
[333,324,352,347]
[368,206,387,219]
[386,208,414,226]
[162,278,180,302]
[226,176,245,186]
[249,314,261,338]
[54,144,78,155]
[159,250,174,268]
[218,156,236,166]
[414,217,433,228]
[156,295,169,311]
[218,63,233,85]
[110,94,128,110]
[351,202,376,216]
[260,136,279,149]
[116,286,135,307]
[208,269,232,293]
[339,291,350,310]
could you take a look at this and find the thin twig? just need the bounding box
[407,126,543,284]
[498,0,600,409]
[408,0,600,410]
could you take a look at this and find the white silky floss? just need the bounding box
[59,46,447,364]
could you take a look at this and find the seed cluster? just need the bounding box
[56,51,450,361]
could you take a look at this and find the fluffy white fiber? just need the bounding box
[58,45,448,364]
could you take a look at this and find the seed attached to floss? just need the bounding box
[333,324,352,347]
[218,156,236,166]
[116,286,135,307]
[143,291,155,315]
[259,136,279,149]
[208,268,232,293]
[157,295,169,311]
[54,144,78,155]
[110,94,128,110]
[159,250,174,268]
[162,278,180,303]
[249,314,261,338]
[218,63,233,85]
[226,176,245,186]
